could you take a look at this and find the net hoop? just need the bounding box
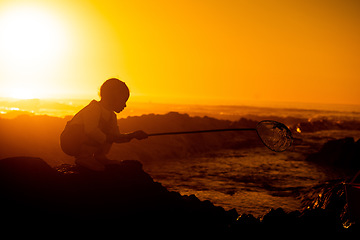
[255,120,293,152]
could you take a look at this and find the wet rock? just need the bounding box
[306,138,360,171]
[299,179,357,232]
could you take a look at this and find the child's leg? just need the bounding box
[60,123,84,157]
[75,144,105,171]
[94,142,115,164]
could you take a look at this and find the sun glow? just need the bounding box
[0,3,71,99]
[0,0,360,106]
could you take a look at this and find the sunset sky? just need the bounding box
[0,0,359,106]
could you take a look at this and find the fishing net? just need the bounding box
[256,120,293,152]
[149,120,293,152]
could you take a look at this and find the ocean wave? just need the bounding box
[295,119,360,133]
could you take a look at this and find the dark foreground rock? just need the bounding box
[0,157,237,235]
[0,157,357,235]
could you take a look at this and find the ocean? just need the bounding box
[1,98,360,217]
[138,102,360,216]
[144,146,349,217]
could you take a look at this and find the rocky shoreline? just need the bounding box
[0,156,358,235]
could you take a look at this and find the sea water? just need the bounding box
[140,103,360,217]
[144,147,341,216]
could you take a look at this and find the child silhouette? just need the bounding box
[60,78,148,171]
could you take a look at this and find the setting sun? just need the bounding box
[0,5,67,63]
[0,2,70,99]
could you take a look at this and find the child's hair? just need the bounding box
[100,78,129,100]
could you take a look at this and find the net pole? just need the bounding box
[148,128,256,137]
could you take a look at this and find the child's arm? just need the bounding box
[108,115,147,143]
[108,131,148,143]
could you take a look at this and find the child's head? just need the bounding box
[100,78,130,113]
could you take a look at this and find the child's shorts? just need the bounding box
[60,122,85,156]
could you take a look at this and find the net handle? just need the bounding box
[147,120,293,152]
[148,128,256,136]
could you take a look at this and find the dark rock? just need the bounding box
[0,156,356,235]
[0,157,236,234]
[299,179,353,232]
[306,138,360,171]
[229,213,260,234]
[260,208,301,233]
[296,119,360,133]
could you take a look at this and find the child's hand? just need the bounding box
[131,130,148,140]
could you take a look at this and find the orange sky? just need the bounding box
[0,0,359,106]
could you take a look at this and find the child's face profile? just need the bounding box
[113,94,129,113]
[100,79,130,113]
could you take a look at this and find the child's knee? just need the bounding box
[77,144,98,156]
[95,142,112,156]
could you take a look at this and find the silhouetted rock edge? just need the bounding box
[0,156,358,234]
